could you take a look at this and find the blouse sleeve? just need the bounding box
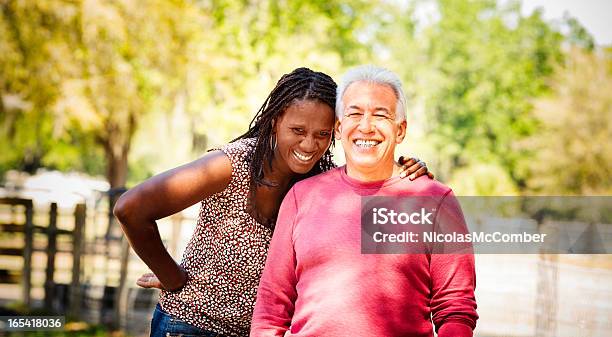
[208,138,254,197]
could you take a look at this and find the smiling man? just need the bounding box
[250,65,478,337]
[336,68,407,181]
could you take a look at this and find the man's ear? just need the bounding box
[396,120,407,144]
[334,119,342,140]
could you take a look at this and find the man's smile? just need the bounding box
[353,139,381,148]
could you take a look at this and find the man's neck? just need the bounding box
[345,162,400,183]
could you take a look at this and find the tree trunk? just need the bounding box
[106,144,129,189]
[102,135,131,330]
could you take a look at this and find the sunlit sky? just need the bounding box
[522,0,612,45]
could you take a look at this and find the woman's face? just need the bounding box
[272,99,335,175]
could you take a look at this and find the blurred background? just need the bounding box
[0,0,610,336]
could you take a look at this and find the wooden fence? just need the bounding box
[0,193,195,335]
[0,198,85,313]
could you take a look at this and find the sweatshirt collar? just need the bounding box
[338,165,403,190]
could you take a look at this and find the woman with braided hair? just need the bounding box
[113,68,431,337]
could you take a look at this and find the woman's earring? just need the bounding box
[270,134,277,151]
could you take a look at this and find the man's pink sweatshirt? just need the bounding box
[251,167,478,337]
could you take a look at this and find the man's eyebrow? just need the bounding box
[346,105,392,114]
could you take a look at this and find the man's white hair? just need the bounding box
[336,65,407,122]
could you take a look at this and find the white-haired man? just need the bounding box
[250,65,478,337]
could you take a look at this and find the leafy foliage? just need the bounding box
[522,48,612,195]
[378,0,563,191]
[1,0,608,195]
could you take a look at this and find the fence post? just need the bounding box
[116,238,130,330]
[70,203,86,318]
[45,203,58,312]
[535,217,558,337]
[22,200,34,308]
[108,187,127,330]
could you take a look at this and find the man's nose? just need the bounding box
[357,114,374,133]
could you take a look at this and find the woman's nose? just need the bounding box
[300,135,317,151]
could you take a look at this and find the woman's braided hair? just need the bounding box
[233,67,337,187]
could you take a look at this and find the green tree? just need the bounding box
[523,48,612,195]
[376,0,563,194]
[563,13,595,51]
[0,1,76,173]
[1,0,213,187]
[1,0,373,187]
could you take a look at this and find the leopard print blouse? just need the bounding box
[159,138,273,337]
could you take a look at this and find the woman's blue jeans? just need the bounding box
[150,303,221,337]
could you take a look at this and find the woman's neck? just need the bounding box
[263,156,294,190]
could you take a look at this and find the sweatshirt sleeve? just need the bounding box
[250,188,299,336]
[430,190,478,337]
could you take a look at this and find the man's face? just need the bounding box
[335,81,407,180]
